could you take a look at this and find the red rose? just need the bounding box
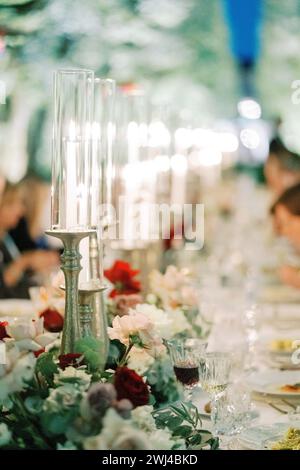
[114,366,149,407]
[40,308,64,332]
[0,321,9,341]
[104,260,141,298]
[58,353,84,370]
[34,348,45,358]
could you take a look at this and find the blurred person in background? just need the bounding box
[271,183,300,289]
[0,181,59,298]
[264,139,300,197]
[10,174,52,251]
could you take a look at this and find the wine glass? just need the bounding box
[199,352,232,434]
[167,338,207,402]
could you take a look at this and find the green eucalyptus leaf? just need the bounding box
[35,351,58,386]
[173,425,192,438]
[75,336,105,372]
[166,416,184,431]
[189,433,203,446]
[106,340,124,369]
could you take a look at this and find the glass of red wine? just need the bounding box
[167,338,207,402]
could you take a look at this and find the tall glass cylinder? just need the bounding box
[91,78,116,230]
[113,85,156,249]
[79,78,116,288]
[51,69,94,231]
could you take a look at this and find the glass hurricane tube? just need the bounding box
[79,78,116,289]
[91,78,116,229]
[51,68,94,231]
[113,86,156,248]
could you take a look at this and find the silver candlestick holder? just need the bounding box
[89,231,109,360]
[78,284,106,337]
[45,229,93,355]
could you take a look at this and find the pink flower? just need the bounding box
[108,313,152,345]
[149,266,198,309]
[114,294,143,317]
[181,285,198,307]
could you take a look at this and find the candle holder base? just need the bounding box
[45,229,94,355]
[89,231,110,361]
[78,283,108,372]
[78,283,106,338]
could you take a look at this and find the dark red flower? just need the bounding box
[34,348,45,358]
[58,353,84,370]
[104,260,141,298]
[0,321,10,341]
[114,366,149,407]
[40,308,64,332]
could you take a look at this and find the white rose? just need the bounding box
[0,343,36,402]
[131,405,157,432]
[54,366,91,390]
[6,318,58,352]
[127,348,154,376]
[84,409,150,450]
[44,384,82,413]
[133,304,172,340]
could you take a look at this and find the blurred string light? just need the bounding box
[175,127,193,150]
[154,155,170,173]
[191,128,238,153]
[236,97,270,161]
[218,132,239,152]
[181,127,239,168]
[240,128,260,149]
[198,148,222,166]
[237,98,261,119]
[148,121,171,147]
[171,153,187,174]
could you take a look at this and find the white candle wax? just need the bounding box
[121,162,139,245]
[66,121,78,230]
[79,236,90,287]
[91,122,101,226]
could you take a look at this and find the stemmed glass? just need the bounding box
[167,338,207,402]
[199,352,232,433]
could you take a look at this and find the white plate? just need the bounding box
[0,299,34,320]
[247,370,300,398]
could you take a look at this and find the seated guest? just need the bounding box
[0,181,59,298]
[271,183,300,289]
[264,140,300,196]
[9,175,52,251]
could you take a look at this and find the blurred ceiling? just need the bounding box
[0,0,300,121]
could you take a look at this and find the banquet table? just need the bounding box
[198,297,300,449]
[1,285,300,450]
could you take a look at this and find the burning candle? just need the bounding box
[79,235,90,287]
[66,121,78,230]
